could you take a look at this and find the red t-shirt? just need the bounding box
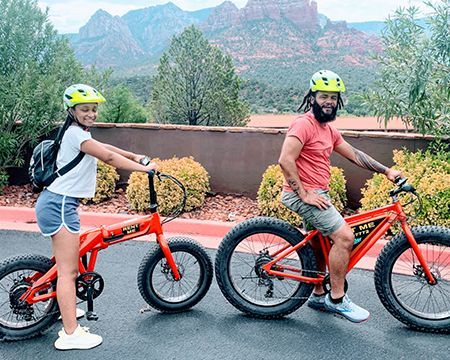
[283,111,344,191]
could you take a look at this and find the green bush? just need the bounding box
[82,161,119,204]
[0,169,8,194]
[126,156,210,215]
[257,165,347,226]
[361,149,450,227]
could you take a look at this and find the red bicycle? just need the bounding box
[0,170,213,341]
[215,178,449,333]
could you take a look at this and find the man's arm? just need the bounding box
[278,136,330,210]
[334,141,402,181]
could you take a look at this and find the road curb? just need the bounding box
[0,206,236,238]
[0,206,385,271]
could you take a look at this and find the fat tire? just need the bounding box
[374,226,450,333]
[0,254,59,341]
[137,237,213,312]
[215,217,317,319]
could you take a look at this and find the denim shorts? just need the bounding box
[281,190,345,237]
[35,189,81,237]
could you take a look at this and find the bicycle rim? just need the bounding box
[151,251,202,303]
[228,232,304,307]
[0,269,55,329]
[390,241,450,320]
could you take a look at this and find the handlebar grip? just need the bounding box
[394,176,407,186]
[147,169,156,177]
[139,156,151,166]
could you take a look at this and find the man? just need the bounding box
[278,70,402,323]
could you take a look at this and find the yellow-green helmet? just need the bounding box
[310,70,346,93]
[63,84,106,110]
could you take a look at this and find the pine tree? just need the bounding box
[150,26,250,126]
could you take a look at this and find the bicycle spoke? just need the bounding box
[391,240,450,320]
[151,250,202,303]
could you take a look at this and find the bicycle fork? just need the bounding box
[402,222,437,285]
[156,234,181,281]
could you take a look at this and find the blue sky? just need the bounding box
[37,0,434,33]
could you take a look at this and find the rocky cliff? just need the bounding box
[70,0,380,75]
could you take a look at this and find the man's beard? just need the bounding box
[312,101,338,123]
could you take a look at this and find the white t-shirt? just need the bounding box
[47,125,97,198]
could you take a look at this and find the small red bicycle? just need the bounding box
[0,170,213,341]
[215,178,449,333]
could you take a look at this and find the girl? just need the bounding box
[35,84,157,350]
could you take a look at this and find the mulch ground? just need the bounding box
[0,184,261,222]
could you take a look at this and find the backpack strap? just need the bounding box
[44,151,85,186]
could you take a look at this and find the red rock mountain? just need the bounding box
[70,0,381,84]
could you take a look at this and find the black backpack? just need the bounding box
[29,116,85,193]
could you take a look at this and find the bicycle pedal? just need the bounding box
[86,311,99,321]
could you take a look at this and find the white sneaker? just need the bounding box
[58,308,85,320]
[54,325,103,350]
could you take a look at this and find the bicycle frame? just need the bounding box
[261,201,437,285]
[19,172,181,305]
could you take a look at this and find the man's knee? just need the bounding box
[330,224,354,250]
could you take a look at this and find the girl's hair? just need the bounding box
[297,90,344,112]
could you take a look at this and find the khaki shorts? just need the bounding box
[281,190,345,237]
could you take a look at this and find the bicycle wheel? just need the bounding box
[137,237,213,312]
[215,217,317,319]
[375,226,450,333]
[0,254,59,341]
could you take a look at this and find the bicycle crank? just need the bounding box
[76,272,104,321]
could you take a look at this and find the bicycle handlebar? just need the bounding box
[138,156,187,221]
[389,177,423,214]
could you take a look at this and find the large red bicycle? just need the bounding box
[0,170,213,341]
[215,178,449,333]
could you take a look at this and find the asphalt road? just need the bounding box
[0,230,448,360]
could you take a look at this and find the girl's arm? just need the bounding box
[80,139,156,172]
[99,142,146,163]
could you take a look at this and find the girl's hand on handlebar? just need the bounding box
[133,154,148,163]
[143,162,158,173]
[385,168,403,183]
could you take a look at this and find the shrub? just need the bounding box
[126,156,210,215]
[360,149,450,227]
[0,169,8,194]
[257,165,347,226]
[82,161,119,204]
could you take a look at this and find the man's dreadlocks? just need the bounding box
[297,90,344,113]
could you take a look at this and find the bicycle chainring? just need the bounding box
[76,272,104,301]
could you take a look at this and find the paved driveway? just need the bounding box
[0,230,448,360]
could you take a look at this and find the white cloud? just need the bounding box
[39,1,144,33]
[38,0,435,33]
[316,0,432,22]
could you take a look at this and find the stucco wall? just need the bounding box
[87,123,436,207]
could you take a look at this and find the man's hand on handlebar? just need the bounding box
[385,168,403,183]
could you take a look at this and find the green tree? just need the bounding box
[0,0,109,189]
[365,1,449,135]
[98,84,148,123]
[150,26,250,126]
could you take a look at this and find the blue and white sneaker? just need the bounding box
[324,294,370,323]
[307,293,326,311]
